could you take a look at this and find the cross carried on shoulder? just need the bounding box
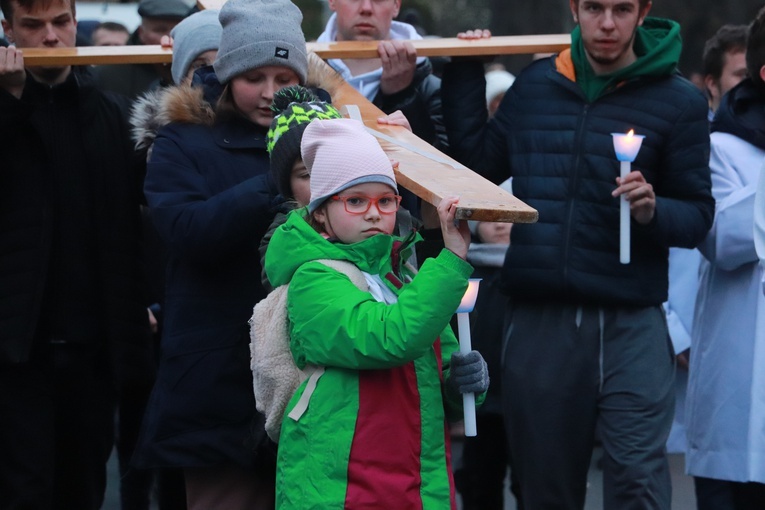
[18,0,574,223]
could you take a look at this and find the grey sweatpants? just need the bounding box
[501,301,675,510]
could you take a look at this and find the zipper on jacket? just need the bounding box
[562,104,590,290]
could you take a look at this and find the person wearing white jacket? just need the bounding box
[315,0,448,176]
[755,159,765,295]
[663,247,700,454]
[685,9,765,508]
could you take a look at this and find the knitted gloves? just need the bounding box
[447,350,490,396]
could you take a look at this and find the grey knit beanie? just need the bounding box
[170,9,222,85]
[213,0,308,85]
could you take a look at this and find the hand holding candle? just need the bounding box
[611,130,645,264]
[455,278,483,437]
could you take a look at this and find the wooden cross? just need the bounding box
[16,3,574,222]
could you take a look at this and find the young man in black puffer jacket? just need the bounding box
[441,1,714,508]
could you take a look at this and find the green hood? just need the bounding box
[571,17,681,102]
[265,208,418,287]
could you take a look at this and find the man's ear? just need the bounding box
[637,1,653,26]
[1,18,13,44]
[704,74,719,103]
[759,65,765,84]
[392,0,401,18]
[569,0,579,23]
[327,0,338,12]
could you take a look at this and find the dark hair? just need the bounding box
[572,0,650,10]
[93,21,129,34]
[215,83,240,122]
[1,0,75,25]
[747,6,765,90]
[702,24,748,79]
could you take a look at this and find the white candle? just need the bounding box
[456,278,482,437]
[457,313,477,436]
[619,161,631,264]
[611,130,645,265]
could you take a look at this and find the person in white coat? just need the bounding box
[685,8,765,508]
[755,160,765,294]
[663,247,700,454]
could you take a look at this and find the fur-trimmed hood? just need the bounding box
[130,86,214,155]
[130,53,344,157]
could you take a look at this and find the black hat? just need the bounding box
[266,86,341,199]
[137,0,192,19]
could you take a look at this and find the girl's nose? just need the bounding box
[365,203,383,219]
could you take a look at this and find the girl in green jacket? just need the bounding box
[265,118,489,509]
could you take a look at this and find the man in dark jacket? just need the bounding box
[317,0,446,218]
[441,0,714,508]
[702,23,748,116]
[0,0,152,508]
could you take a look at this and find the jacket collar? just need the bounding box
[23,66,80,104]
[712,78,765,150]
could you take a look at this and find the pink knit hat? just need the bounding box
[303,119,398,213]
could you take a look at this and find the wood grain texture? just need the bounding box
[21,35,569,67]
[21,45,174,66]
[197,0,227,9]
[308,34,570,59]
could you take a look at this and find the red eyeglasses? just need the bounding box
[330,194,402,215]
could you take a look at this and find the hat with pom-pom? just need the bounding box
[303,118,398,213]
[266,86,342,199]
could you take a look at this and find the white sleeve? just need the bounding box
[754,159,765,294]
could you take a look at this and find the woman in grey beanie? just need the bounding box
[213,0,308,127]
[131,0,309,508]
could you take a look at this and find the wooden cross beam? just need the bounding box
[194,0,539,223]
[197,0,227,8]
[20,35,571,67]
[16,0,554,223]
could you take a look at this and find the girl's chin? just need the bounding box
[248,112,273,128]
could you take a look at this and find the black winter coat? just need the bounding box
[0,67,152,388]
[133,83,276,470]
[712,78,765,149]
[442,58,714,306]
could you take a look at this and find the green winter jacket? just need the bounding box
[265,209,476,510]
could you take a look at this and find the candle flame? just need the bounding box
[627,129,634,137]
